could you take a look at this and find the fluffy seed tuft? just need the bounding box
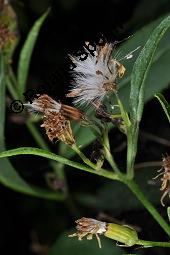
[67,42,125,107]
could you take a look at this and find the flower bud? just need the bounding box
[104,223,138,246]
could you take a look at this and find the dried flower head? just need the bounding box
[68,217,106,248]
[26,94,86,121]
[25,94,87,145]
[154,154,170,206]
[41,112,75,145]
[26,94,62,113]
[66,42,126,107]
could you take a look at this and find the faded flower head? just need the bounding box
[154,154,170,206]
[25,94,87,145]
[69,217,106,248]
[26,94,86,121]
[25,94,62,114]
[66,42,126,107]
[41,112,75,145]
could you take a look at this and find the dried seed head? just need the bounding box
[69,217,106,248]
[25,94,87,122]
[66,42,125,107]
[154,154,170,206]
[25,94,79,145]
[41,112,75,145]
[25,94,62,113]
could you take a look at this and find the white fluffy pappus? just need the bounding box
[67,42,126,107]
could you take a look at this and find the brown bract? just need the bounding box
[61,104,86,121]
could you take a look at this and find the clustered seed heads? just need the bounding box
[66,42,126,108]
[154,155,170,206]
[26,40,128,145]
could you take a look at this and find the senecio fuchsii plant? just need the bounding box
[1,4,170,252]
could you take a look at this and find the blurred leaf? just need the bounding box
[167,207,170,221]
[126,0,170,31]
[0,54,63,200]
[75,168,160,214]
[17,8,50,96]
[155,93,170,122]
[49,231,123,255]
[129,15,170,122]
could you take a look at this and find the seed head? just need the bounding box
[41,112,75,145]
[25,94,86,145]
[67,42,125,107]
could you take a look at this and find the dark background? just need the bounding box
[2,0,170,254]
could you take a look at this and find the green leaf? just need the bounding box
[167,207,170,221]
[0,147,118,181]
[155,93,170,122]
[126,15,170,178]
[129,15,170,122]
[49,231,123,255]
[0,54,64,200]
[17,8,50,96]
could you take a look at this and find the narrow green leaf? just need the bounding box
[127,15,170,179]
[130,15,170,122]
[17,8,50,96]
[155,93,170,122]
[0,54,63,200]
[0,147,118,181]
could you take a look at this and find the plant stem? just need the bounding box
[102,126,120,174]
[1,146,170,237]
[0,147,119,181]
[71,144,98,170]
[136,239,170,248]
[124,178,170,236]
[127,122,139,179]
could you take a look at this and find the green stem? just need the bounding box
[0,146,170,237]
[124,179,170,236]
[6,75,19,99]
[71,144,98,170]
[127,122,139,179]
[136,239,170,248]
[102,126,120,174]
[0,147,119,181]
